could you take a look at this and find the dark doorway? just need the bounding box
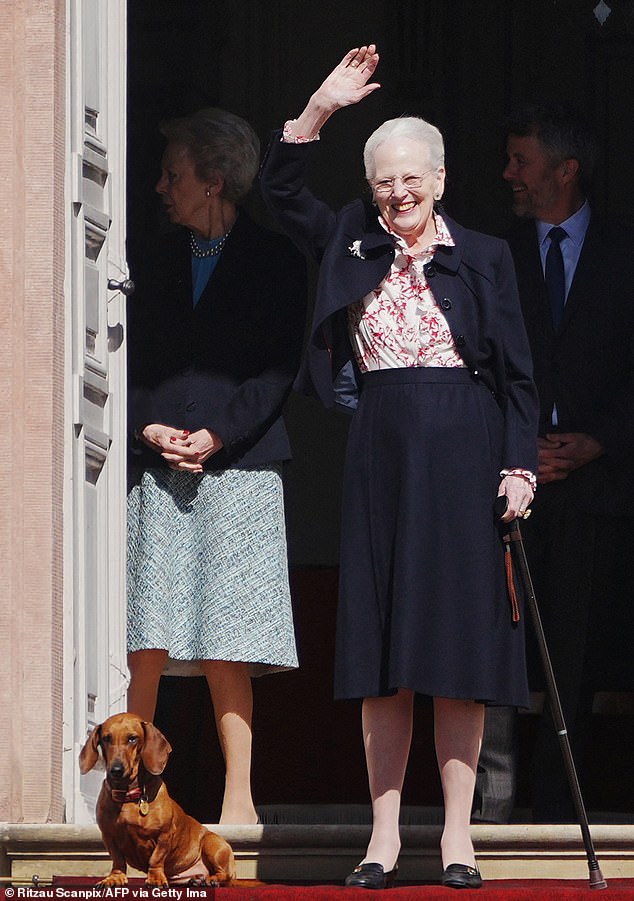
[126,0,634,823]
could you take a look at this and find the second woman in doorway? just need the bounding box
[126,107,306,825]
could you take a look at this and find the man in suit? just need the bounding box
[473,103,634,823]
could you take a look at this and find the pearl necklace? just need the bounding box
[188,229,231,258]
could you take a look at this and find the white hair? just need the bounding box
[363,116,445,180]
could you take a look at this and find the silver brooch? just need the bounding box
[347,240,365,260]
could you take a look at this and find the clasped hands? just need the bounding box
[538,432,603,484]
[140,424,224,472]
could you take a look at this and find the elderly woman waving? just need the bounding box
[260,47,538,889]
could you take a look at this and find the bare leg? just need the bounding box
[434,696,484,869]
[201,659,258,825]
[127,649,168,721]
[361,689,414,871]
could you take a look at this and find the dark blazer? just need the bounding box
[506,215,634,514]
[260,134,538,473]
[127,209,307,471]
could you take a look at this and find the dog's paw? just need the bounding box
[96,872,128,889]
[208,875,233,888]
[145,873,169,887]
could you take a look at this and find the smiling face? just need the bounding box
[371,138,445,247]
[503,133,573,222]
[155,142,217,233]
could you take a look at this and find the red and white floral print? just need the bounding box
[348,214,465,372]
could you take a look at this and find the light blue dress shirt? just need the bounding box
[537,200,591,300]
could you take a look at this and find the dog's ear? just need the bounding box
[79,724,102,774]
[140,721,172,775]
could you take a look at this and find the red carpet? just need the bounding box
[44,877,634,899]
[233,881,633,898]
[223,881,634,898]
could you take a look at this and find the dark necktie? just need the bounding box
[545,226,567,332]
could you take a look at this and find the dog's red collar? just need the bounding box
[111,786,143,804]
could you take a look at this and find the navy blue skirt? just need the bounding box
[335,367,529,707]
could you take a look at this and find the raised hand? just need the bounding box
[314,45,381,110]
[286,44,381,140]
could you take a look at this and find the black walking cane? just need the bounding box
[494,495,607,890]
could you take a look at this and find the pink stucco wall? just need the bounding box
[0,0,66,823]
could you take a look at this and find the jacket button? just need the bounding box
[423,262,436,278]
[455,335,466,347]
[185,402,197,412]
[441,297,452,310]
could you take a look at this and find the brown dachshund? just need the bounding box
[79,712,235,887]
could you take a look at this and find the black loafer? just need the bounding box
[442,863,483,889]
[345,862,398,889]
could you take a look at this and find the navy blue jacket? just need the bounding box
[127,209,307,471]
[260,134,538,474]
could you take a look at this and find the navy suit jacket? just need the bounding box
[260,134,538,474]
[127,209,307,471]
[506,215,634,514]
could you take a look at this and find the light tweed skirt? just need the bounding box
[127,464,298,677]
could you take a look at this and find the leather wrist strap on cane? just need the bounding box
[502,530,521,622]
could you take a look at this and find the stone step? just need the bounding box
[2,822,634,884]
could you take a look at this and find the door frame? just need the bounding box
[62,0,129,824]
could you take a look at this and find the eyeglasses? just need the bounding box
[370,170,435,195]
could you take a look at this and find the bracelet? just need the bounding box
[282,119,320,144]
[500,468,537,491]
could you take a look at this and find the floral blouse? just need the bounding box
[348,213,464,372]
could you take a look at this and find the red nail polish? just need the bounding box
[183,430,190,437]
[170,436,176,442]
